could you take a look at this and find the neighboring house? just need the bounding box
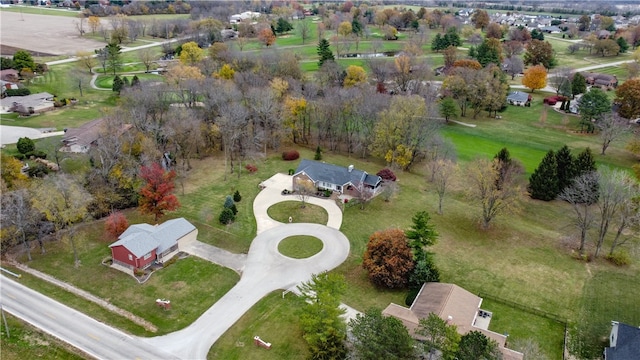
[604,321,640,359]
[0,69,19,82]
[540,25,562,33]
[580,72,618,89]
[383,282,524,360]
[292,159,382,197]
[60,118,132,153]
[109,218,197,273]
[507,91,531,107]
[0,92,54,114]
[229,11,261,24]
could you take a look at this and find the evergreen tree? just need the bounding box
[617,37,629,53]
[275,17,293,34]
[112,75,124,94]
[314,146,322,160]
[233,190,242,202]
[575,147,597,176]
[444,27,462,47]
[571,72,587,97]
[528,150,559,200]
[555,145,577,192]
[131,75,140,87]
[475,39,501,67]
[431,33,445,51]
[317,39,335,66]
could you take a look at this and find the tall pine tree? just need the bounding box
[528,150,559,200]
[317,39,334,66]
[555,145,577,192]
[575,147,597,175]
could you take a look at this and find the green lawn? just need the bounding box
[278,236,324,259]
[267,201,328,225]
[95,74,163,89]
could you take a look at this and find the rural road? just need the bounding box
[0,276,179,360]
[1,174,351,360]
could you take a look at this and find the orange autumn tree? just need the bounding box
[522,65,548,93]
[105,211,129,239]
[362,228,415,289]
[139,163,180,222]
[258,28,276,47]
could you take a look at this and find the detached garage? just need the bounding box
[109,218,197,274]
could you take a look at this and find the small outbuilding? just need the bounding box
[109,218,197,273]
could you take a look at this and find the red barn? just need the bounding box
[109,218,197,274]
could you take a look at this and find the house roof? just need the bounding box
[507,91,530,103]
[294,159,381,188]
[62,118,106,149]
[110,218,195,257]
[605,322,640,359]
[382,283,523,359]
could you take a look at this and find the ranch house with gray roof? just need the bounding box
[292,159,382,197]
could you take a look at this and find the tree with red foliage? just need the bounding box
[362,228,415,289]
[105,211,129,239]
[139,163,180,222]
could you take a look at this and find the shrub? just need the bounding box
[324,189,332,197]
[223,195,234,209]
[233,190,242,202]
[288,168,295,175]
[134,268,145,277]
[219,208,235,224]
[13,154,25,160]
[25,150,47,159]
[282,150,300,161]
[314,146,322,160]
[105,211,129,239]
[26,163,49,178]
[245,164,258,173]
[376,168,397,182]
[16,137,35,154]
[5,88,30,96]
[606,250,631,266]
[162,257,178,268]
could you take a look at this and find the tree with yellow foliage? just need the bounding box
[1,153,28,190]
[283,96,307,144]
[370,95,441,170]
[217,64,235,80]
[179,41,204,66]
[343,65,367,87]
[522,65,547,93]
[88,16,101,34]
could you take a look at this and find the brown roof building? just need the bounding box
[382,282,524,360]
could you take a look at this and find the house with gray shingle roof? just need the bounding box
[292,159,382,197]
[507,91,531,107]
[0,92,54,114]
[109,218,197,273]
[605,321,640,360]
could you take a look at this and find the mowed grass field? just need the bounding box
[2,12,640,360]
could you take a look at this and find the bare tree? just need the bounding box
[594,168,639,257]
[294,177,316,207]
[74,14,86,36]
[596,113,630,155]
[558,172,600,257]
[465,158,522,230]
[549,67,574,95]
[425,136,457,182]
[296,19,311,44]
[1,189,38,261]
[432,159,458,215]
[138,47,155,72]
[76,51,96,74]
[609,184,640,256]
[503,56,524,80]
[245,87,281,154]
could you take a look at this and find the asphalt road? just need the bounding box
[0,276,180,360]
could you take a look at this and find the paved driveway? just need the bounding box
[0,125,64,146]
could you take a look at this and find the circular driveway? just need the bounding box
[0,125,65,146]
[142,173,351,359]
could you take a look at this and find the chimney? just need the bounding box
[348,165,354,172]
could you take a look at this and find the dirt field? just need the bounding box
[0,11,106,56]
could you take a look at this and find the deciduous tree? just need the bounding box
[297,272,347,359]
[615,77,640,119]
[363,228,415,289]
[596,113,630,155]
[471,9,489,30]
[432,159,457,214]
[30,174,92,267]
[13,50,35,72]
[456,331,501,360]
[558,172,600,257]
[416,313,461,360]
[349,308,416,360]
[593,168,634,258]
[522,65,547,93]
[578,88,610,132]
[0,153,28,189]
[296,19,311,44]
[139,163,180,222]
[343,65,367,87]
[258,28,276,47]
[465,157,521,229]
[179,41,204,65]
[105,211,129,239]
[523,39,555,69]
[1,189,38,261]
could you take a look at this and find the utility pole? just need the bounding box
[1,305,9,338]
